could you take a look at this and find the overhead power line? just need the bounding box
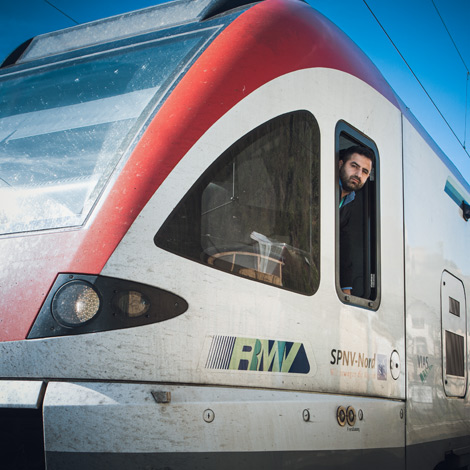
[363,0,470,158]
[431,0,469,74]
[466,72,469,150]
[431,0,469,150]
[43,0,79,25]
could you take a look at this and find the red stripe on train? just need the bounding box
[0,0,396,341]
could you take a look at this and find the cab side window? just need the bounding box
[155,111,320,295]
[336,122,380,308]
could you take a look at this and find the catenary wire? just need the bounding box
[466,72,469,149]
[431,0,469,73]
[363,0,470,158]
[43,0,79,25]
[431,0,469,149]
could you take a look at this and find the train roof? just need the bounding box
[0,0,407,112]
[2,0,468,194]
[1,0,258,67]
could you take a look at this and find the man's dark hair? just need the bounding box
[339,145,374,164]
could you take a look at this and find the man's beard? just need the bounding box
[340,167,364,193]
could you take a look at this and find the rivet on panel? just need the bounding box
[203,409,215,423]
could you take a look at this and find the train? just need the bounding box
[0,0,469,468]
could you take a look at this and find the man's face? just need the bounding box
[339,153,372,193]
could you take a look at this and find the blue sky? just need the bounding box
[1,0,469,181]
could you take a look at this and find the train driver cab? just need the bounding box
[155,110,321,296]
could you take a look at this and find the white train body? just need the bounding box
[0,0,468,468]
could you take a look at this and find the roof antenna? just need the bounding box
[43,0,79,25]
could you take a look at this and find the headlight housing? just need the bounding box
[113,290,150,318]
[28,274,188,339]
[52,280,101,327]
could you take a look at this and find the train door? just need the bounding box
[441,270,467,397]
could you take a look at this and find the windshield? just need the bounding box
[0,30,208,235]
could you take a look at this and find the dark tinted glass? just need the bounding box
[155,111,320,295]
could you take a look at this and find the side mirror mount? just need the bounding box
[461,201,470,221]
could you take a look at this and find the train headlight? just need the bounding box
[113,290,150,317]
[51,280,101,327]
[28,274,188,338]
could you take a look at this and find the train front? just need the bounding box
[0,0,406,469]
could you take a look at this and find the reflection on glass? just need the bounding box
[156,111,320,295]
[0,32,206,235]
